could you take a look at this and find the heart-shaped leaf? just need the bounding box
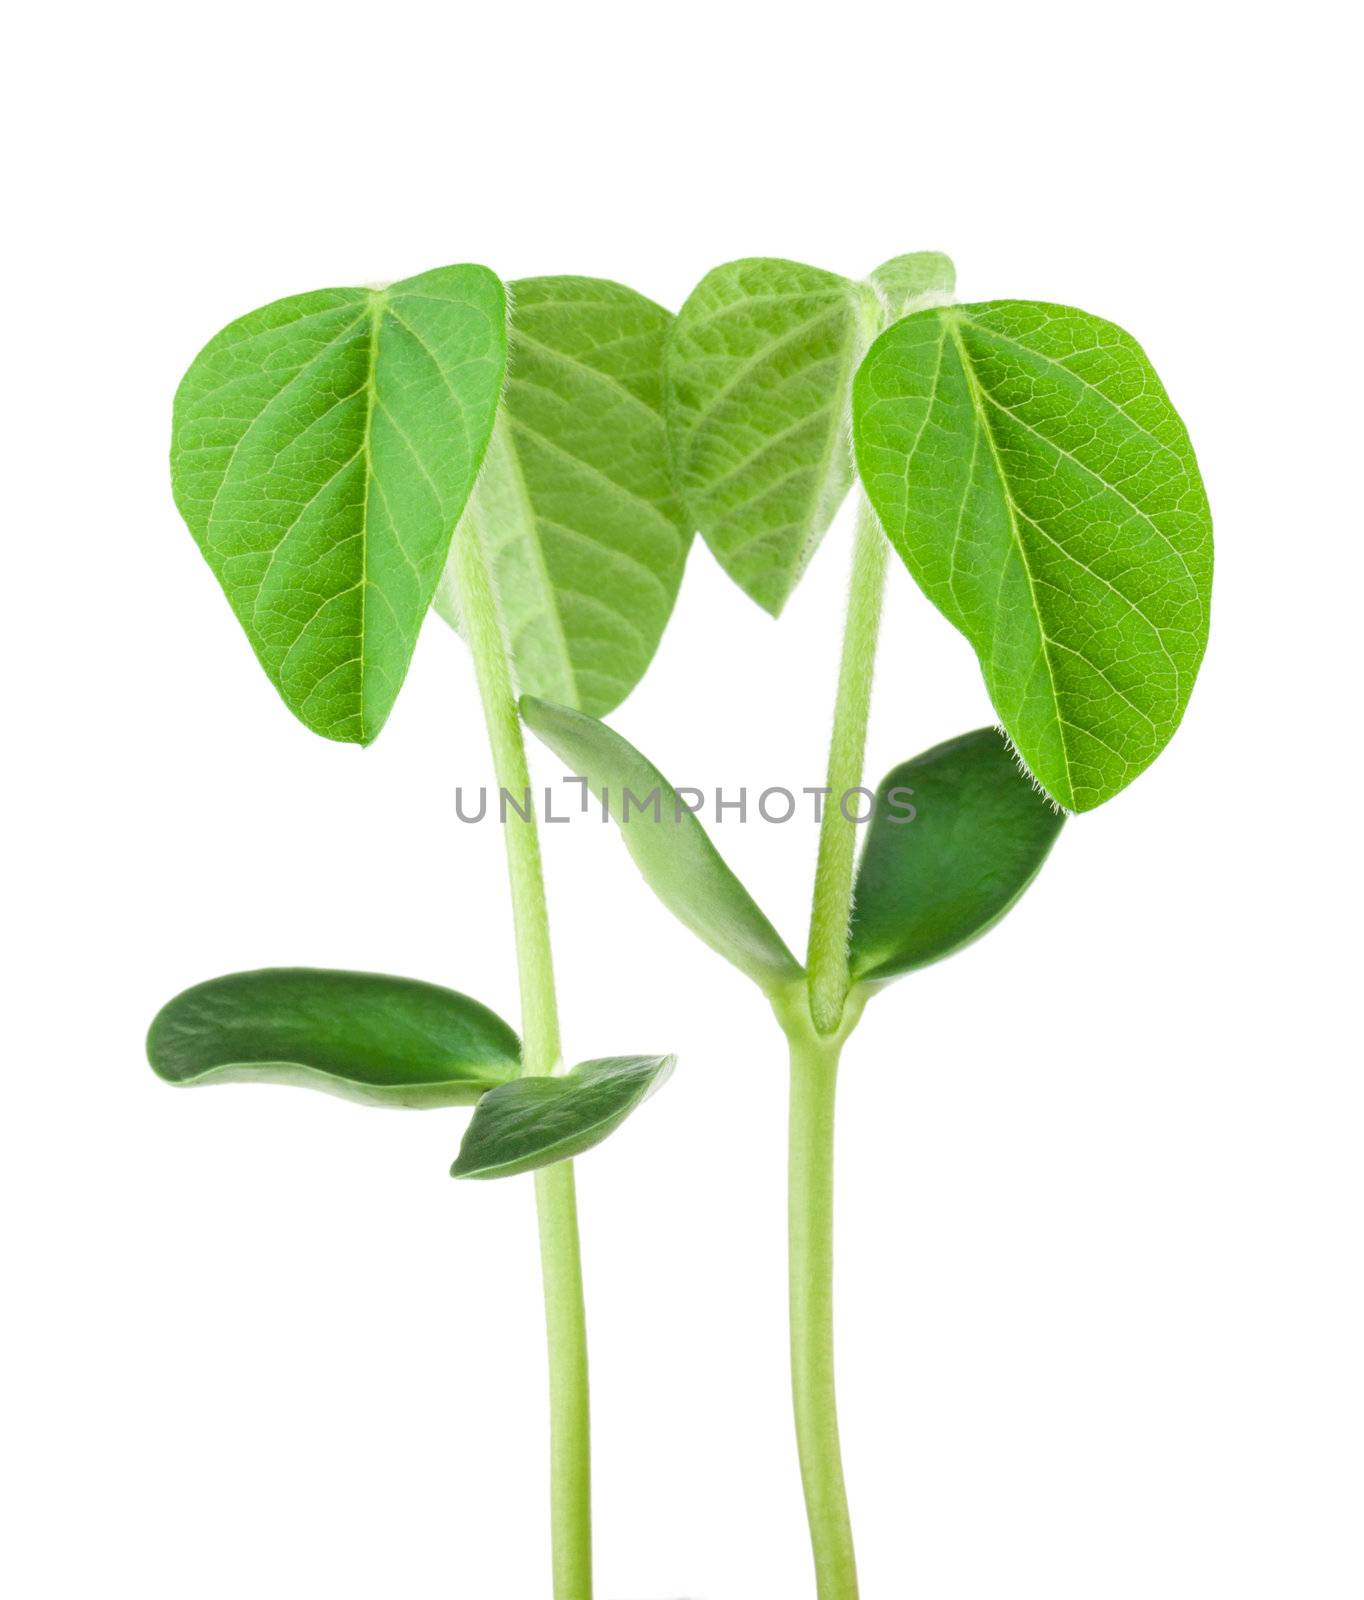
[520,696,803,995]
[451,1054,675,1178]
[171,264,507,744]
[665,253,954,614]
[848,729,1064,986]
[147,969,520,1108]
[853,301,1213,811]
[434,276,692,716]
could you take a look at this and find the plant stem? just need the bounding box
[453,517,592,1600]
[783,495,889,1596]
[534,1161,591,1599]
[806,494,888,1035]
[785,1011,858,1600]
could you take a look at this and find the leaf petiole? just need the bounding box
[806,493,888,1035]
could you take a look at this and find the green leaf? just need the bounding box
[665,254,953,614]
[664,258,879,615]
[520,696,803,994]
[866,251,956,321]
[451,1054,675,1179]
[848,729,1064,986]
[434,276,692,716]
[171,264,507,744]
[147,969,520,1108]
[852,301,1213,811]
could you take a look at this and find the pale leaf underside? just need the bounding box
[665,258,882,615]
[867,251,957,322]
[437,276,691,717]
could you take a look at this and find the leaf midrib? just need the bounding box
[963,339,1205,642]
[200,304,368,553]
[356,292,384,742]
[945,313,1076,807]
[496,320,695,709]
[781,301,870,598]
[504,411,682,684]
[485,414,581,710]
[511,328,660,425]
[957,312,1184,464]
[683,299,850,436]
[699,285,870,602]
[949,309,1195,754]
[679,284,847,338]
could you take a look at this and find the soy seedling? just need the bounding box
[522,252,1212,1598]
[148,264,689,1600]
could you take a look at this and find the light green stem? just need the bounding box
[783,494,889,1596]
[784,1006,858,1600]
[454,518,592,1600]
[806,495,888,1035]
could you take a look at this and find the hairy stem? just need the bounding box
[806,495,888,1035]
[783,495,889,1596]
[785,1009,858,1600]
[453,518,592,1600]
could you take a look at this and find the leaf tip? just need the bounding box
[145,1001,189,1087]
[995,724,1073,817]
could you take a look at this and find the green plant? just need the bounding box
[523,253,1212,1597]
[149,264,689,1600]
[149,251,1212,1599]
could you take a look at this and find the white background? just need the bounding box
[5,3,1360,1596]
